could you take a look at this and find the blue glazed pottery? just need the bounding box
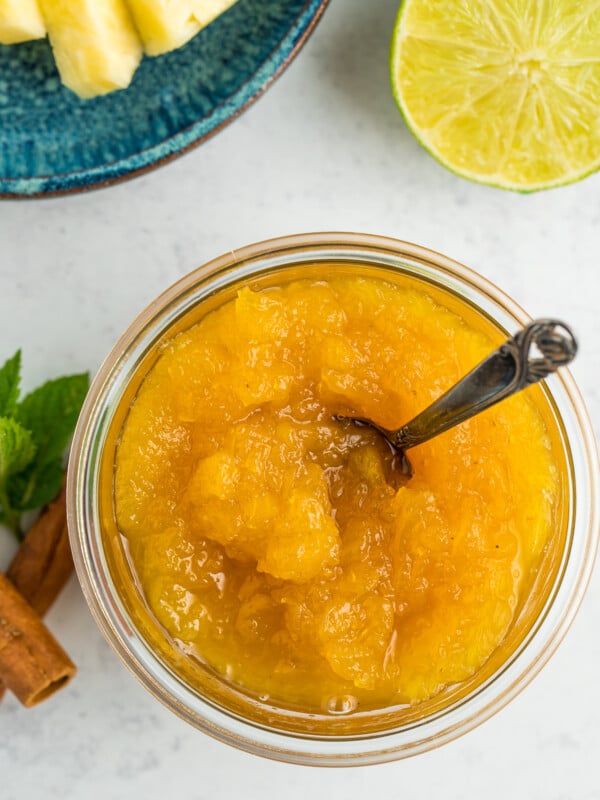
[0,0,328,197]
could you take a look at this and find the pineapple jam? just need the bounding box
[113,275,562,713]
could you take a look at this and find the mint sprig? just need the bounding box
[0,351,89,540]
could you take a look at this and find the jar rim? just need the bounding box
[67,232,600,766]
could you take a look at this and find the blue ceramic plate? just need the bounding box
[0,0,328,197]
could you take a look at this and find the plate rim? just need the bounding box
[0,0,329,199]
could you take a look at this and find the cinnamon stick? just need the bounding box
[6,484,73,616]
[0,572,76,707]
[1,484,74,703]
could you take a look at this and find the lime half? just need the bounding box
[390,0,600,191]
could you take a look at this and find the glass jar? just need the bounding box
[67,233,599,766]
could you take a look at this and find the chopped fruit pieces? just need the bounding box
[38,0,142,99]
[1,0,238,97]
[124,0,238,56]
[0,0,45,44]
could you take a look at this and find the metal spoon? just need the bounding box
[336,319,577,483]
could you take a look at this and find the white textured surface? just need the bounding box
[1,0,599,796]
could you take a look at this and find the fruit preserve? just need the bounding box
[113,274,561,713]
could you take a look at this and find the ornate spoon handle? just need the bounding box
[389,319,577,451]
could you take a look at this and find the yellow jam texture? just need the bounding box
[114,276,559,712]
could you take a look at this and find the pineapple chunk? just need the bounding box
[0,0,45,44]
[125,0,238,57]
[38,0,143,99]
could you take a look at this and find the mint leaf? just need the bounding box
[15,372,89,468]
[0,350,21,418]
[7,372,89,518]
[0,417,36,483]
[8,455,63,513]
[0,417,36,533]
[0,360,89,540]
